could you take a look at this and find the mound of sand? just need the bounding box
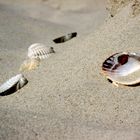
[107,0,140,17]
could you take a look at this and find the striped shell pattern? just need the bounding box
[28,43,55,59]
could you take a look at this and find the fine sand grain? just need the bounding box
[0,0,140,140]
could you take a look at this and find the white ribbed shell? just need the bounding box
[28,43,55,59]
[0,74,28,94]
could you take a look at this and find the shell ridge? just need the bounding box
[28,43,54,60]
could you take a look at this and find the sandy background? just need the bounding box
[0,0,140,139]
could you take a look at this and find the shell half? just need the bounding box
[53,32,77,43]
[28,43,55,59]
[102,52,140,86]
[0,74,28,96]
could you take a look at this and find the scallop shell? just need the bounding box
[53,32,77,43]
[0,74,28,96]
[102,52,140,86]
[28,43,55,59]
[19,58,40,72]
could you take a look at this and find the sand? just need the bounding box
[0,0,140,140]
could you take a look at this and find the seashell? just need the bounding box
[0,74,28,96]
[19,58,40,72]
[53,32,77,43]
[28,43,55,59]
[102,52,140,86]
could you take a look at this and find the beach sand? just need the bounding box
[0,0,140,139]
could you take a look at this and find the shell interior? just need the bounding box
[53,32,77,43]
[0,74,28,96]
[102,52,140,85]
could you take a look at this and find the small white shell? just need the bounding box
[0,74,28,95]
[28,43,55,59]
[19,58,40,72]
[102,52,140,86]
